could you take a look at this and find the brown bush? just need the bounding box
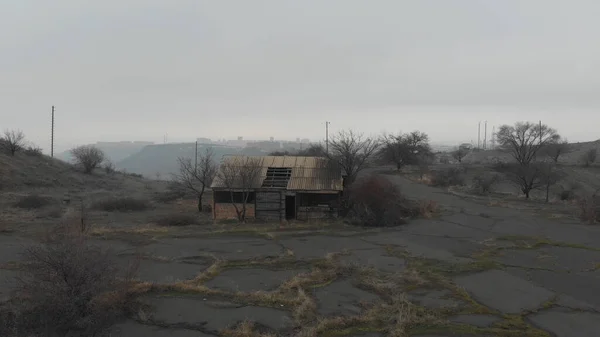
[2,229,139,337]
[13,194,52,209]
[430,168,466,187]
[578,194,599,224]
[473,173,501,193]
[23,146,43,157]
[345,175,418,227]
[71,145,105,174]
[155,213,200,227]
[419,200,439,218]
[92,197,150,212]
[154,189,187,203]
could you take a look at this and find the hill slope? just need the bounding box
[55,141,153,164]
[0,149,158,196]
[115,143,265,178]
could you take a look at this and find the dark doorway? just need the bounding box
[285,196,296,220]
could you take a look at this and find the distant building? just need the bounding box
[459,143,473,151]
[196,137,212,144]
[211,156,343,221]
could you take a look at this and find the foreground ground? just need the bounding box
[2,168,600,336]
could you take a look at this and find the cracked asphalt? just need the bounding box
[2,174,600,336]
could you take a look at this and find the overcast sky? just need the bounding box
[2,0,600,152]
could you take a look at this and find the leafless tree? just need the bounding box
[416,153,434,180]
[379,131,432,171]
[582,148,597,167]
[216,156,263,222]
[1,129,26,156]
[496,162,546,199]
[298,144,327,157]
[174,148,217,212]
[540,139,570,163]
[327,130,380,187]
[7,226,138,337]
[71,145,105,174]
[496,122,560,166]
[103,160,116,174]
[452,147,468,163]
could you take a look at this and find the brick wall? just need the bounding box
[214,202,256,220]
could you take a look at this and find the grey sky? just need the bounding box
[2,0,599,152]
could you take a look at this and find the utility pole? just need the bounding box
[484,121,487,150]
[194,140,198,174]
[478,122,481,149]
[539,120,542,146]
[51,106,55,157]
[325,121,330,154]
[491,126,496,149]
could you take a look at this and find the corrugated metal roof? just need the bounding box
[211,155,343,191]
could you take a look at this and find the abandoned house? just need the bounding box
[210,155,343,221]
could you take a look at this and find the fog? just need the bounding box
[2,1,600,152]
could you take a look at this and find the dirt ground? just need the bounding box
[2,164,600,337]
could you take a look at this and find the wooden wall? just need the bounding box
[255,190,285,221]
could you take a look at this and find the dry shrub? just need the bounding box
[419,200,438,218]
[473,173,500,193]
[155,213,199,227]
[2,226,139,337]
[23,146,43,157]
[430,168,465,187]
[154,189,187,203]
[92,197,150,212]
[13,194,52,209]
[581,148,597,167]
[103,161,116,174]
[345,175,417,227]
[578,194,599,224]
[560,190,575,201]
[71,145,105,174]
[42,205,64,219]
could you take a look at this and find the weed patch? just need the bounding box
[13,194,52,209]
[92,197,150,212]
[154,213,201,227]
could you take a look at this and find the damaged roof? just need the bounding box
[210,155,343,192]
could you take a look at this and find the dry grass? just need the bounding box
[578,194,599,224]
[220,320,277,337]
[91,197,151,212]
[154,213,202,227]
[12,194,54,209]
[90,224,170,236]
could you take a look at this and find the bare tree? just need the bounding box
[174,148,217,212]
[497,163,546,199]
[496,122,560,166]
[540,139,570,163]
[297,143,327,157]
[1,129,26,156]
[71,145,105,174]
[416,153,434,180]
[327,130,380,187]
[217,157,263,222]
[7,226,138,337]
[452,147,468,163]
[380,131,432,171]
[540,162,564,202]
[582,148,597,167]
